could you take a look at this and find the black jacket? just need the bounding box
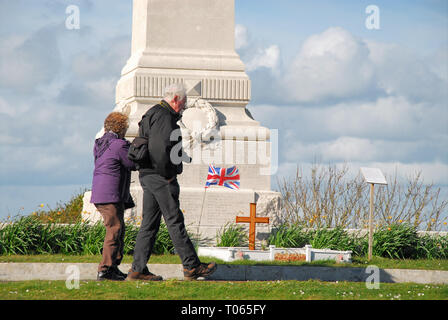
[138,100,184,179]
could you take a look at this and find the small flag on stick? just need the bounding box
[205,164,240,190]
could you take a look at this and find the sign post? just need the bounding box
[360,167,387,261]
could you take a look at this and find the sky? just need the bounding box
[0,0,447,220]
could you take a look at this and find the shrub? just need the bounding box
[34,191,85,224]
[277,163,448,231]
[216,223,247,247]
[309,227,365,256]
[416,234,448,259]
[152,221,175,254]
[372,223,419,259]
[268,223,309,248]
[0,215,174,256]
[0,215,41,254]
[268,224,366,256]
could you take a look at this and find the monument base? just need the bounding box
[82,186,281,246]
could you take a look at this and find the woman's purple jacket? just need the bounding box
[90,132,136,208]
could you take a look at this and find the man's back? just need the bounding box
[138,101,183,179]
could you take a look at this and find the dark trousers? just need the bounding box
[95,202,125,272]
[132,173,200,272]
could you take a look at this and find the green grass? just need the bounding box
[0,279,446,300]
[0,254,181,264]
[1,254,447,270]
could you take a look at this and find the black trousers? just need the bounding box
[132,173,200,272]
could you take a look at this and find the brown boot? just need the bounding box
[183,262,217,281]
[127,267,163,281]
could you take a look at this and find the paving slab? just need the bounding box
[0,263,447,284]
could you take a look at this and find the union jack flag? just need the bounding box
[205,164,240,190]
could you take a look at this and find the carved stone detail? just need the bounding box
[130,76,250,101]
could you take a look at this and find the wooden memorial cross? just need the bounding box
[236,203,269,250]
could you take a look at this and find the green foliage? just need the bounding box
[372,223,419,259]
[152,221,175,254]
[416,234,448,259]
[267,222,447,260]
[309,227,365,256]
[216,223,247,247]
[33,191,85,224]
[268,223,309,248]
[0,215,174,256]
[1,186,446,261]
[0,215,42,254]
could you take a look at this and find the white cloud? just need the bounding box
[272,27,448,105]
[249,95,447,144]
[283,27,376,103]
[0,96,15,117]
[366,40,447,103]
[285,136,442,164]
[320,96,447,142]
[235,24,248,50]
[246,25,447,189]
[428,45,448,82]
[246,45,280,72]
[0,26,61,93]
[284,137,375,163]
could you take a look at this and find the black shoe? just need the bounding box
[97,267,126,281]
[111,265,127,279]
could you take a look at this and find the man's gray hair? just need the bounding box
[163,82,187,101]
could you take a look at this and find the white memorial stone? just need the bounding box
[82,0,281,244]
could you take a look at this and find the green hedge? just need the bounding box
[0,215,174,255]
[268,223,448,259]
[1,216,447,259]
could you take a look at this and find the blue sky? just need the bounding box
[0,0,447,221]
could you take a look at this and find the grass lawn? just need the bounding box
[1,279,447,300]
[1,254,447,270]
[1,254,447,300]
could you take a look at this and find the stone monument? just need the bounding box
[82,0,281,244]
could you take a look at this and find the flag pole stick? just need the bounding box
[196,187,207,244]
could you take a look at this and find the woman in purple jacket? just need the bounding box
[90,112,136,281]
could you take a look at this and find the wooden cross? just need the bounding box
[236,203,269,250]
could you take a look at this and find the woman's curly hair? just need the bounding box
[104,112,129,136]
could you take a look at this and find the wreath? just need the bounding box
[178,98,220,150]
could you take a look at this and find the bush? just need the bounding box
[372,223,419,259]
[265,222,448,259]
[268,223,309,248]
[0,215,42,254]
[34,191,85,224]
[309,227,365,256]
[268,224,366,256]
[277,163,448,231]
[216,223,247,247]
[0,215,174,256]
[416,234,448,259]
[152,221,175,254]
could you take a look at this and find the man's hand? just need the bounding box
[166,177,175,183]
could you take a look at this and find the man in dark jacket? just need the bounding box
[128,83,217,281]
